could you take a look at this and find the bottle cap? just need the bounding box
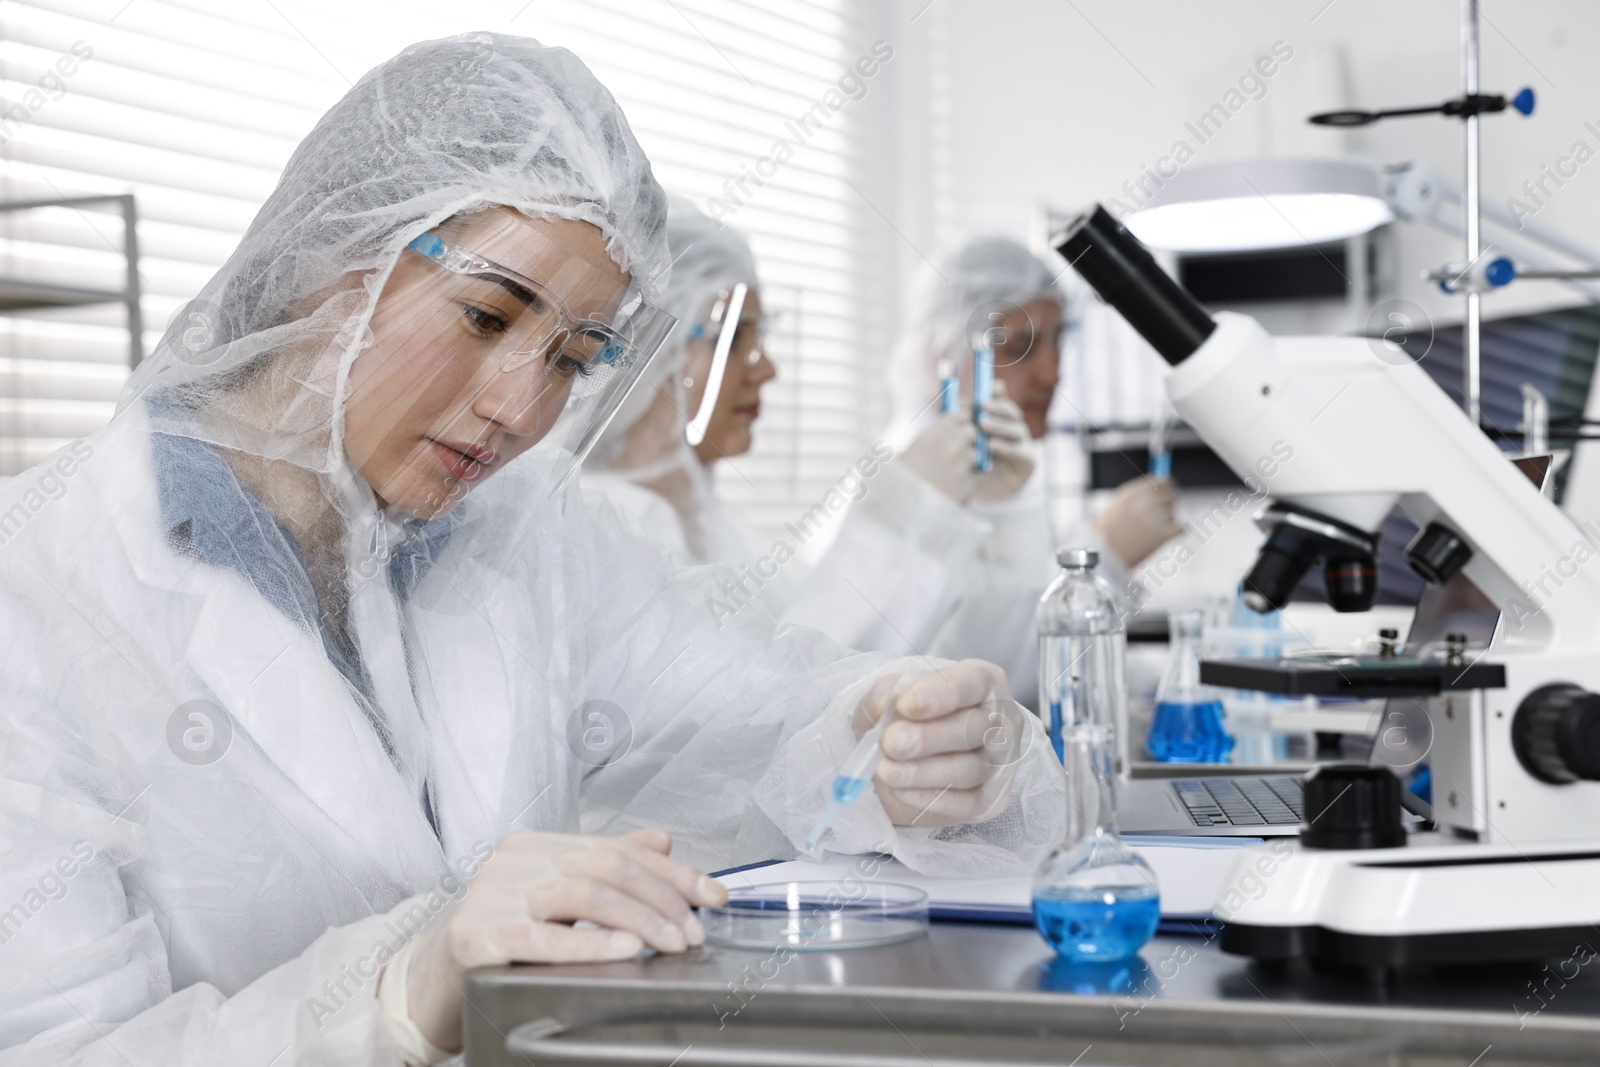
[1057,547,1098,569]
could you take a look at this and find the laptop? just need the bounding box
[1121,772,1308,837]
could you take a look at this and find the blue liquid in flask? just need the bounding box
[1147,698,1233,763]
[1032,884,1160,962]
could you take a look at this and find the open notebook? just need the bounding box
[715,836,1255,923]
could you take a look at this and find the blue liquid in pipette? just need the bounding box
[1149,450,1171,479]
[1031,885,1160,962]
[805,776,873,852]
[1047,701,1064,762]
[832,775,870,804]
[1146,698,1233,763]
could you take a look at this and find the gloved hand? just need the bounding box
[972,383,1034,502]
[899,412,978,504]
[392,828,727,1054]
[1094,476,1182,568]
[899,383,1035,505]
[852,661,1026,828]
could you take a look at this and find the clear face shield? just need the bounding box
[349,214,676,522]
[683,283,772,448]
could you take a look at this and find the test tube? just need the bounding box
[1147,410,1172,480]
[972,345,994,472]
[938,358,959,415]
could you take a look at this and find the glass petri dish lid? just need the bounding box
[701,880,929,951]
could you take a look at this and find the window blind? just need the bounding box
[0,0,886,548]
[516,0,881,541]
[0,0,341,475]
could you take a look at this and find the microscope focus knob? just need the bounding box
[1512,684,1600,784]
[1299,763,1406,850]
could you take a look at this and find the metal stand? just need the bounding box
[1462,0,1482,428]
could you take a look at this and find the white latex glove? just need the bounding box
[899,411,978,504]
[851,661,1026,828]
[972,383,1035,503]
[1095,476,1182,569]
[393,828,727,1054]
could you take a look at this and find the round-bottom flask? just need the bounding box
[1032,725,1159,962]
[1032,832,1160,962]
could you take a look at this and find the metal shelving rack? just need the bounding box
[0,193,142,367]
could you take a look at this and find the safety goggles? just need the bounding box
[392,223,677,511]
[405,230,676,390]
[965,297,1067,369]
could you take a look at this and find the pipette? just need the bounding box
[805,677,911,853]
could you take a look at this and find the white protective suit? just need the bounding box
[786,238,1124,709]
[0,35,1064,1065]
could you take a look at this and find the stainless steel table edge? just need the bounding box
[464,966,1600,1066]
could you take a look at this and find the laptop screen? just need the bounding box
[1402,453,1549,655]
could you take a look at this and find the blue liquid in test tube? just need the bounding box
[972,346,993,472]
[1148,412,1172,480]
[939,358,959,416]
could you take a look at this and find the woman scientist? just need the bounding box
[0,35,1063,1065]
[584,198,791,611]
[786,237,1184,706]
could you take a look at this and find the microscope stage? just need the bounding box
[1200,656,1505,697]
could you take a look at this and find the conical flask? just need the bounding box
[1147,607,1233,763]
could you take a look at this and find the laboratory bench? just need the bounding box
[462,919,1600,1065]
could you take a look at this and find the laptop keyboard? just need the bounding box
[1172,776,1305,827]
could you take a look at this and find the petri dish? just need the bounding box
[701,880,929,951]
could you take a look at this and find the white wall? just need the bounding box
[876,0,1600,334]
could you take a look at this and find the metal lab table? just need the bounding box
[462,922,1600,1065]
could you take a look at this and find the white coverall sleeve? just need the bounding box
[568,497,1065,879]
[782,462,993,655]
[0,646,424,1067]
[580,475,694,569]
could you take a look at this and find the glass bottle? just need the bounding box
[1031,718,1160,961]
[1036,547,1127,776]
[1033,547,1156,962]
[1147,607,1233,763]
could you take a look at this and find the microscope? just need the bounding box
[1059,206,1600,968]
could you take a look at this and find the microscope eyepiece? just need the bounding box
[1054,205,1216,366]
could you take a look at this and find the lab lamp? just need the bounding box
[1121,157,1394,254]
